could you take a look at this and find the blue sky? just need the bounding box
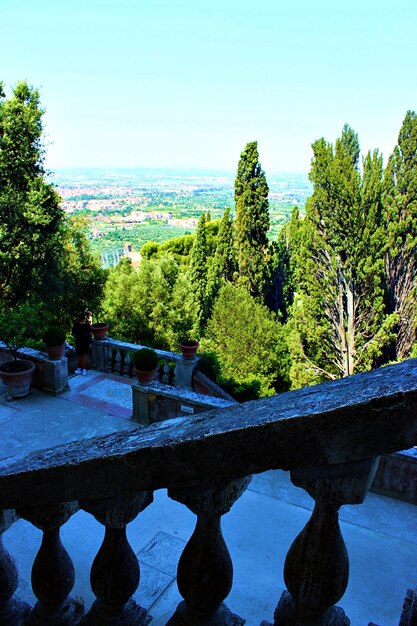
[2,0,417,174]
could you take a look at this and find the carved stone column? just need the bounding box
[80,491,153,626]
[0,509,31,625]
[17,501,82,625]
[263,458,379,626]
[167,476,251,626]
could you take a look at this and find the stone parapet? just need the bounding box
[0,359,417,624]
[131,380,237,425]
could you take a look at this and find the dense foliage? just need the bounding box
[286,126,398,385]
[100,124,417,397]
[0,81,106,338]
[383,111,417,361]
[234,141,270,301]
[3,81,416,400]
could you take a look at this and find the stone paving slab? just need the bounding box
[63,371,134,419]
[0,376,138,462]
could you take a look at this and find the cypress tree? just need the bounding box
[268,207,302,319]
[234,141,270,301]
[206,208,235,313]
[189,212,208,333]
[287,125,396,385]
[383,110,417,359]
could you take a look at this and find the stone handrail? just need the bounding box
[0,359,417,625]
[91,336,198,388]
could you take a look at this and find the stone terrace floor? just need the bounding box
[0,370,417,625]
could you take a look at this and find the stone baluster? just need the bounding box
[91,340,104,371]
[161,362,171,384]
[105,346,113,373]
[17,501,81,625]
[263,458,379,626]
[167,476,251,626]
[114,349,122,375]
[80,491,153,625]
[0,509,31,625]
[123,351,131,377]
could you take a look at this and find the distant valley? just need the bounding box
[52,168,311,265]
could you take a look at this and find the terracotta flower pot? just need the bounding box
[179,340,199,360]
[91,323,108,340]
[133,367,157,386]
[45,344,65,360]
[0,359,36,398]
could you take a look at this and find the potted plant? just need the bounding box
[91,310,108,340]
[43,325,66,360]
[132,348,159,385]
[179,339,199,360]
[0,302,43,398]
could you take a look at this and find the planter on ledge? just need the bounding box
[45,344,65,360]
[179,340,199,360]
[43,325,66,361]
[132,348,159,385]
[133,367,157,386]
[91,323,108,340]
[0,359,36,399]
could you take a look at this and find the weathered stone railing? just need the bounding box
[91,337,198,389]
[1,359,417,625]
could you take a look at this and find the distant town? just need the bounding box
[52,168,311,266]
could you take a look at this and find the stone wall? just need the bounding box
[132,380,237,425]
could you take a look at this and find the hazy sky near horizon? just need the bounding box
[2,0,417,174]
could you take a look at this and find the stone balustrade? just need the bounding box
[91,337,198,389]
[0,359,417,625]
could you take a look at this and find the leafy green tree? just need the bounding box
[287,125,397,386]
[101,258,150,343]
[140,240,159,260]
[383,110,417,359]
[189,212,208,333]
[55,217,107,328]
[202,283,290,397]
[234,141,270,301]
[102,255,196,350]
[0,81,65,308]
[0,81,105,331]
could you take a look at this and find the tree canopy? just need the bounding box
[383,110,417,360]
[234,141,270,301]
[286,125,397,386]
[0,81,105,332]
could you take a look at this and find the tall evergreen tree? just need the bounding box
[287,125,396,386]
[206,208,235,313]
[268,207,302,318]
[383,110,417,359]
[234,141,270,301]
[0,81,64,307]
[0,81,106,327]
[189,212,208,333]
